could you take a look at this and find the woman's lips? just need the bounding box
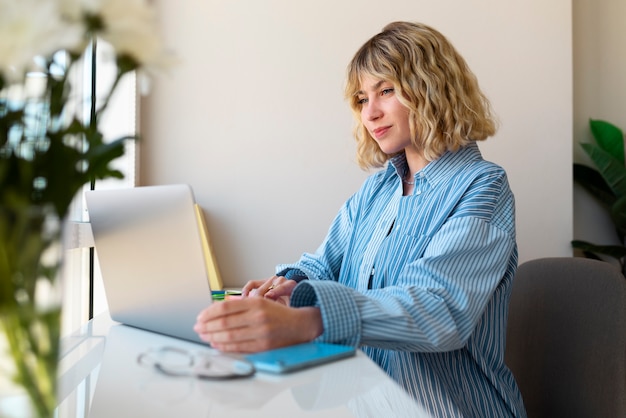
[373,126,391,139]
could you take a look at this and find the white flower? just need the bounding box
[0,0,82,83]
[74,0,173,73]
[57,0,85,21]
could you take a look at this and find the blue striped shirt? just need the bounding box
[279,143,527,418]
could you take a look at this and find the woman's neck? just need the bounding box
[404,147,429,180]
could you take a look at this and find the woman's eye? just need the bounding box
[357,97,368,105]
[381,88,394,96]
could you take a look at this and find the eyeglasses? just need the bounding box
[137,346,255,380]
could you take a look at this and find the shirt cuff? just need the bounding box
[290,280,361,347]
[277,268,309,283]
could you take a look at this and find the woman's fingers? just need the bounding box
[241,279,269,297]
[246,276,285,298]
[264,279,297,300]
[194,298,323,353]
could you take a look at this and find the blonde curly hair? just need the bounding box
[345,21,498,169]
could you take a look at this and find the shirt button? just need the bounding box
[415,190,421,195]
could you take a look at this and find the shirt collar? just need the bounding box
[388,142,483,187]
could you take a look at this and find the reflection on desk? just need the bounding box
[56,313,432,418]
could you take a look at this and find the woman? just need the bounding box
[195,21,526,418]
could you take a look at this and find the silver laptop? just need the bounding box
[85,184,213,344]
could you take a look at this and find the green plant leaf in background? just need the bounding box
[573,163,616,207]
[571,239,626,260]
[572,240,626,276]
[590,118,625,165]
[580,142,626,198]
[611,195,626,242]
[573,119,626,275]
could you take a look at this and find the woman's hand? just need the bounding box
[242,275,297,302]
[193,298,323,353]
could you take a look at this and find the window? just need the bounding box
[61,40,137,336]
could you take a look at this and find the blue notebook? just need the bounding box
[245,342,356,374]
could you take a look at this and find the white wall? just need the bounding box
[573,0,626,253]
[140,0,573,287]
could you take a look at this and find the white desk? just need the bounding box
[55,312,432,418]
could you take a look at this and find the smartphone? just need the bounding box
[245,342,356,374]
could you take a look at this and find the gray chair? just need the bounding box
[505,257,626,418]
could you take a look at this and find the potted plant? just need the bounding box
[0,0,171,415]
[572,118,626,276]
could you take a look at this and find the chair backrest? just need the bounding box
[505,257,626,418]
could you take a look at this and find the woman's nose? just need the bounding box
[363,100,382,121]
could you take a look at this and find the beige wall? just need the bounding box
[573,0,626,252]
[140,0,573,287]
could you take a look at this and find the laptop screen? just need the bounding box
[86,184,213,343]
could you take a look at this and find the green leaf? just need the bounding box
[611,195,626,240]
[48,75,68,118]
[571,239,626,259]
[34,133,85,216]
[580,142,626,198]
[590,119,625,165]
[116,55,140,75]
[83,136,130,181]
[573,163,616,206]
[0,109,24,148]
[580,251,603,261]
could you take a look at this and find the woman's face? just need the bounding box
[357,74,412,155]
